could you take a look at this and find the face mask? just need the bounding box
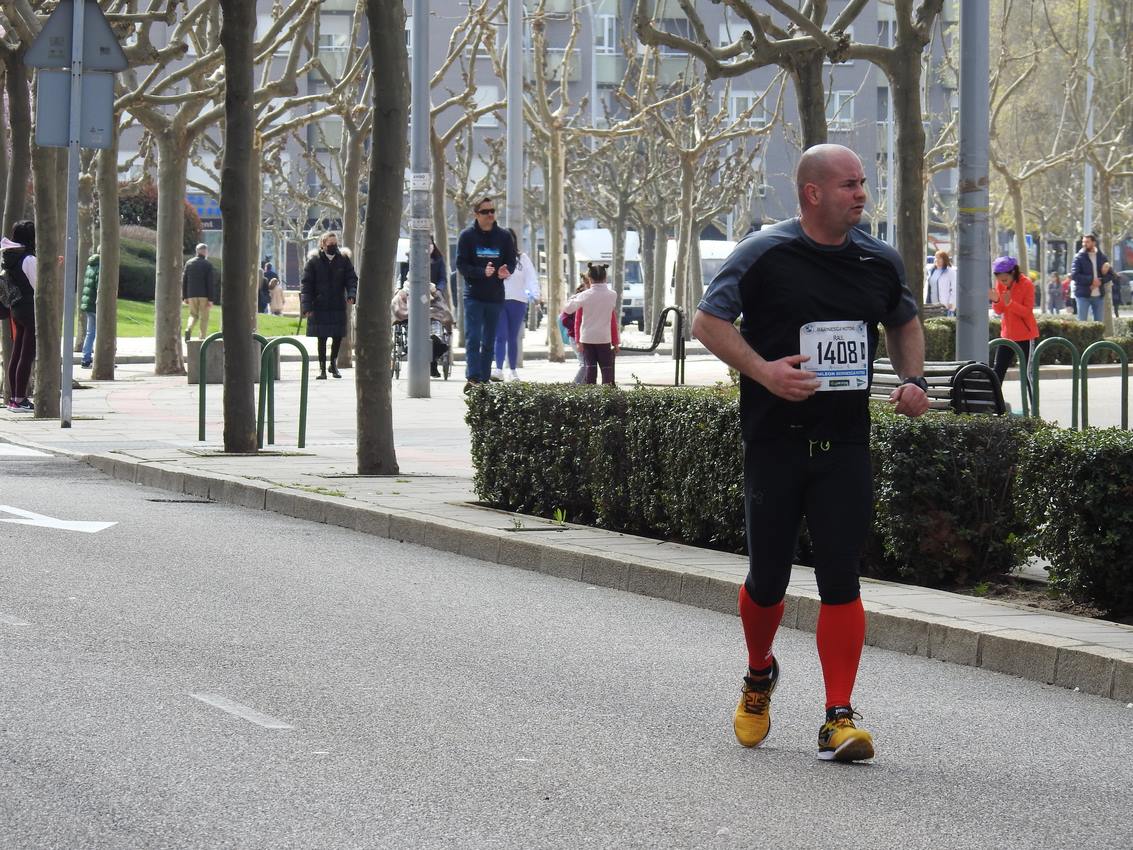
[325,245,338,255]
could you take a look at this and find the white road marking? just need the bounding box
[0,445,48,457]
[0,505,117,533]
[190,693,294,730]
[0,613,30,626]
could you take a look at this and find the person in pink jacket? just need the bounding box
[562,263,620,384]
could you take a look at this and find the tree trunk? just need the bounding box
[1,47,31,402]
[154,133,189,375]
[219,0,258,453]
[611,209,626,328]
[650,212,668,325]
[546,129,565,362]
[672,157,696,324]
[337,128,365,369]
[891,54,928,317]
[74,166,94,352]
[32,147,65,419]
[0,68,9,230]
[789,53,829,148]
[640,222,655,329]
[357,0,406,475]
[93,138,120,381]
[1008,179,1028,282]
[4,46,31,229]
[1099,171,1115,336]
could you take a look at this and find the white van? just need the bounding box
[573,228,644,329]
[664,238,738,305]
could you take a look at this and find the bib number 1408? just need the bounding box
[799,320,869,392]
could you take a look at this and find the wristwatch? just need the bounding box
[902,376,929,392]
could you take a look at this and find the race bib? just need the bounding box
[799,320,869,391]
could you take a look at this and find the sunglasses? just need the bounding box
[476,208,496,215]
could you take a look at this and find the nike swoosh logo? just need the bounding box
[859,257,875,262]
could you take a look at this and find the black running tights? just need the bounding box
[742,438,873,607]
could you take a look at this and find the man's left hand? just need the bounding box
[888,383,930,418]
[498,266,511,279]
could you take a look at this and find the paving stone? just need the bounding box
[700,574,741,617]
[458,528,502,563]
[579,555,629,591]
[208,477,269,510]
[180,471,216,499]
[792,593,822,633]
[133,464,185,494]
[348,506,391,539]
[864,607,930,657]
[497,537,544,574]
[1054,645,1127,698]
[387,512,430,546]
[539,546,585,581]
[627,562,683,603]
[1112,658,1133,703]
[265,488,327,524]
[979,629,1081,684]
[927,620,989,667]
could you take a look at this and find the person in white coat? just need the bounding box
[562,263,619,384]
[492,228,542,380]
[925,250,956,315]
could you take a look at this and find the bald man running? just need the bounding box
[693,144,929,762]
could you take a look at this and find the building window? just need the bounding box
[726,91,769,129]
[405,16,412,57]
[595,15,617,54]
[827,91,855,131]
[473,85,500,128]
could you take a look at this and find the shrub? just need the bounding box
[120,225,158,246]
[119,180,203,253]
[467,383,1035,588]
[117,243,156,301]
[1018,428,1133,619]
[867,407,1047,587]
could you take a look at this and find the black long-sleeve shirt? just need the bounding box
[456,222,515,303]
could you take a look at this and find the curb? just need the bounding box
[33,444,1128,705]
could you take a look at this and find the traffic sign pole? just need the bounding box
[58,0,87,428]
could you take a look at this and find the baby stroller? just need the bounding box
[391,320,452,380]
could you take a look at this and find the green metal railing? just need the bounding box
[1030,337,1080,429]
[1080,340,1129,430]
[197,333,269,441]
[987,339,1029,417]
[256,337,309,449]
[620,305,686,385]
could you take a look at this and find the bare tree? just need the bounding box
[357,0,407,474]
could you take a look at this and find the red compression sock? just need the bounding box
[816,597,866,710]
[738,584,785,672]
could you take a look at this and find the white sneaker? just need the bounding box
[508,369,519,381]
[490,368,504,382]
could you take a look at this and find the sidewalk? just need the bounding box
[3,352,1131,704]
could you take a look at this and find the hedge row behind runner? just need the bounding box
[466,384,1132,618]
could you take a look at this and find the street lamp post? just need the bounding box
[408,0,431,397]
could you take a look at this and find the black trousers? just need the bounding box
[992,338,1034,407]
[743,438,873,607]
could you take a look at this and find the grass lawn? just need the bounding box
[115,299,302,338]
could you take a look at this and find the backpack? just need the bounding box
[0,267,21,309]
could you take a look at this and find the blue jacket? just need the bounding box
[1071,247,1110,298]
[456,222,515,303]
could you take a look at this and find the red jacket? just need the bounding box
[993,274,1039,342]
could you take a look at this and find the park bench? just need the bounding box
[871,358,1006,416]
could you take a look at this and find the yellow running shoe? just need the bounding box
[817,706,875,762]
[733,658,779,748]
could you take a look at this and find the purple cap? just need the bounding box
[992,256,1017,274]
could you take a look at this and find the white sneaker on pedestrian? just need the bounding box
[508,369,519,382]
[490,368,504,382]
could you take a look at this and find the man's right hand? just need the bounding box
[754,354,821,402]
[484,262,496,278]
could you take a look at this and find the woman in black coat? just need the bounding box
[301,231,358,379]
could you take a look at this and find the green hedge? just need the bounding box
[1019,428,1133,618]
[904,317,1112,364]
[467,384,1051,594]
